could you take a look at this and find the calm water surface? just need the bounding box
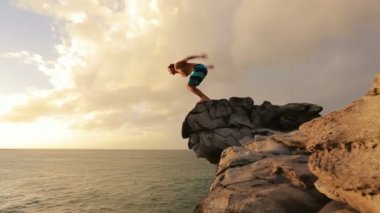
[0,150,214,213]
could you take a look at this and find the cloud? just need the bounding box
[231,0,380,66]
[2,0,380,148]
[2,50,75,89]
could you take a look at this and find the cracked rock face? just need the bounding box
[189,73,379,213]
[298,73,380,213]
[182,97,322,164]
[195,143,329,213]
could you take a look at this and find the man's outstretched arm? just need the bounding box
[175,54,208,69]
[184,54,207,61]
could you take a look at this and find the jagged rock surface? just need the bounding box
[194,140,329,213]
[192,73,380,213]
[298,73,380,213]
[182,97,322,164]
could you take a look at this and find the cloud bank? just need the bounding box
[1,0,380,148]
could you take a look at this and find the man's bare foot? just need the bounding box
[198,97,210,103]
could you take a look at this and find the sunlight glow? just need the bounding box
[0,118,74,148]
[68,12,87,23]
[124,0,161,39]
[0,0,165,149]
[127,0,140,18]
[0,95,28,115]
[149,0,159,13]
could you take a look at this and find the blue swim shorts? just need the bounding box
[188,64,208,86]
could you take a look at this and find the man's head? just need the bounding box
[167,63,176,75]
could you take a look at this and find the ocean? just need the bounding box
[0,150,215,213]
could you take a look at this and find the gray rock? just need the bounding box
[182,98,322,163]
[229,97,254,110]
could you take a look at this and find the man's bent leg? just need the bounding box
[186,85,210,102]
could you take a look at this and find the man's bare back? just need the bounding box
[175,62,197,77]
[167,54,214,103]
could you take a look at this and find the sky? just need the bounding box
[0,0,379,149]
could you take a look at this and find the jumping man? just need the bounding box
[168,54,214,103]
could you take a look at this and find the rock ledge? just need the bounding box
[182,97,322,164]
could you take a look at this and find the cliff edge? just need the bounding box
[182,98,322,164]
[184,73,379,213]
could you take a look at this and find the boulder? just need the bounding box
[300,73,380,213]
[195,144,329,213]
[182,97,322,164]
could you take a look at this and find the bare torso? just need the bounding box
[175,62,197,77]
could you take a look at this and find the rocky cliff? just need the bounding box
[183,73,380,213]
[182,98,322,164]
[302,73,380,213]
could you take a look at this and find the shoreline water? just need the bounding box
[0,149,214,213]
